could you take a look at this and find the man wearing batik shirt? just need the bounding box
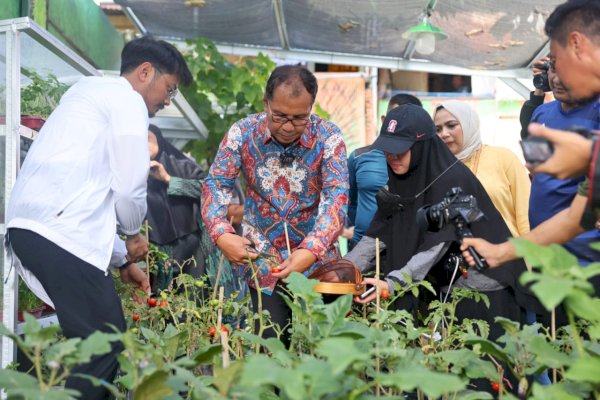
[202,65,348,340]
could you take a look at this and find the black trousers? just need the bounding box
[249,284,291,346]
[9,228,126,400]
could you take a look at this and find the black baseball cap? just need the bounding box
[372,104,436,154]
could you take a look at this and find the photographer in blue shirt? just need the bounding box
[525,58,600,263]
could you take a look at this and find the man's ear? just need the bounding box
[568,31,585,60]
[137,62,154,83]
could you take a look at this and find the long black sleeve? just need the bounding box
[520,91,545,139]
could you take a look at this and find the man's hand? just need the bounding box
[216,232,258,264]
[125,233,149,262]
[528,123,594,179]
[149,160,170,183]
[119,262,150,304]
[271,248,317,279]
[460,239,515,269]
[341,226,355,239]
[226,204,244,225]
[353,277,389,305]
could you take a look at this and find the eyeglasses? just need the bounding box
[153,66,178,101]
[267,102,311,126]
[166,86,178,101]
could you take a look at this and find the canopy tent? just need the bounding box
[115,0,563,83]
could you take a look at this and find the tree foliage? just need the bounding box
[180,38,276,165]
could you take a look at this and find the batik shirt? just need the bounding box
[202,112,349,294]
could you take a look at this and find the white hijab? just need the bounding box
[435,100,482,161]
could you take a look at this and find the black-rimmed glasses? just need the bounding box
[154,66,179,100]
[267,102,311,126]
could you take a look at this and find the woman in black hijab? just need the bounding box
[147,124,206,289]
[348,105,546,340]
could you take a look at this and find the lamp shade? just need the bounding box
[402,20,448,55]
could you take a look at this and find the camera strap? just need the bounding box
[414,159,460,200]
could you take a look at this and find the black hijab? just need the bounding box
[146,124,205,245]
[367,129,544,313]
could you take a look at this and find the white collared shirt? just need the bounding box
[7,76,149,278]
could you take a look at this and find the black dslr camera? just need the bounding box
[533,62,551,92]
[416,187,489,271]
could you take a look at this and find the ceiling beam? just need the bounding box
[121,6,147,34]
[207,42,532,79]
[271,0,290,49]
[499,77,532,99]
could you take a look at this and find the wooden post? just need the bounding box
[284,221,291,257]
[144,220,150,281]
[375,238,380,314]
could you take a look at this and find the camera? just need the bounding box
[521,126,592,164]
[416,187,489,270]
[533,62,551,92]
[520,136,554,164]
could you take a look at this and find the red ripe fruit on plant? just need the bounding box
[147,297,157,307]
[209,326,217,337]
[159,300,168,307]
[491,382,499,392]
[462,270,468,279]
[132,314,139,321]
[271,267,282,274]
[220,325,229,334]
[381,289,390,299]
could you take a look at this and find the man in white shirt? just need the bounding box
[6,36,192,399]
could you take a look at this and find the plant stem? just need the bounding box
[567,310,585,358]
[247,252,264,353]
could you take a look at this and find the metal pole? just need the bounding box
[1,20,21,371]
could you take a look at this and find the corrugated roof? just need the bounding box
[115,0,562,76]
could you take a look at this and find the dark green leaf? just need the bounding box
[284,272,320,298]
[563,357,600,383]
[316,337,369,374]
[212,360,244,396]
[77,331,119,364]
[564,291,600,322]
[0,369,38,390]
[464,336,513,365]
[192,343,222,364]
[527,335,573,368]
[377,365,466,398]
[133,370,174,400]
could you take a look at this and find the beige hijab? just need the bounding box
[434,100,482,161]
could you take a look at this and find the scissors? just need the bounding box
[245,241,278,260]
